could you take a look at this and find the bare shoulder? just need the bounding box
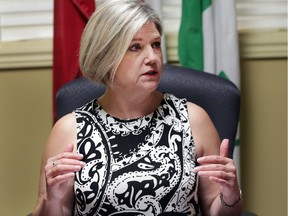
[186,102,210,124]
[52,113,77,134]
[186,102,215,132]
[186,101,220,157]
[45,113,77,155]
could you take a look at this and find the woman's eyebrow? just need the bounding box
[131,38,143,42]
[131,35,161,42]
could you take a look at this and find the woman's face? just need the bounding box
[113,22,163,93]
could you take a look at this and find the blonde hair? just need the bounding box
[79,0,163,86]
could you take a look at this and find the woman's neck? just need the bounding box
[97,90,163,120]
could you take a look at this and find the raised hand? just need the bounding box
[194,139,241,205]
[44,143,85,201]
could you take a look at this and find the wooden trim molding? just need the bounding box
[238,29,287,59]
[0,38,52,69]
[165,29,287,63]
[0,29,286,70]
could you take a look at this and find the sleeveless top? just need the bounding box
[74,93,200,216]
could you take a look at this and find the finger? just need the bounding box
[46,157,86,176]
[47,152,83,165]
[46,172,75,186]
[220,139,229,158]
[209,176,230,187]
[196,170,236,182]
[209,176,240,193]
[197,155,233,165]
[194,163,236,173]
[46,164,83,178]
[53,157,86,167]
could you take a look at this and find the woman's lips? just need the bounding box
[143,70,157,75]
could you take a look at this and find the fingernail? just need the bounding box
[193,167,199,172]
[77,154,84,158]
[197,157,203,162]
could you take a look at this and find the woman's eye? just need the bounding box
[129,43,141,51]
[152,41,161,49]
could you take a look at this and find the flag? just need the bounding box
[53,0,95,121]
[178,0,241,181]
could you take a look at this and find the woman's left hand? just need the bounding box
[194,139,241,204]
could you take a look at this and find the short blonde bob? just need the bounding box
[79,0,163,86]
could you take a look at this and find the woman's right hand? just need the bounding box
[44,143,85,201]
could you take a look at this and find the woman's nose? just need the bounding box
[144,46,159,64]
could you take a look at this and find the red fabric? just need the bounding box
[53,0,95,121]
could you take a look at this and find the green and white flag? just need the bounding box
[178,0,241,180]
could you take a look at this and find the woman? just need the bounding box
[32,0,242,215]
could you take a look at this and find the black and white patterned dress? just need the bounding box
[74,93,200,216]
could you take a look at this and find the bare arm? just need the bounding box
[32,113,85,216]
[187,102,242,216]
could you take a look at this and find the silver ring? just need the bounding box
[52,161,57,167]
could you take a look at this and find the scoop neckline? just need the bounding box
[93,93,167,123]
